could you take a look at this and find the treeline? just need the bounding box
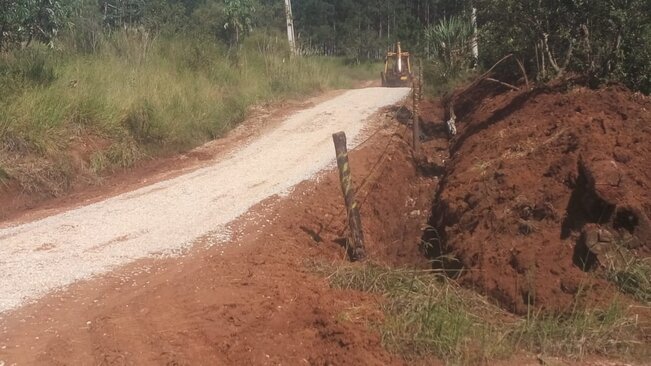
[1,0,649,91]
[293,0,464,58]
[0,0,285,52]
[476,0,651,93]
[296,0,651,93]
[296,0,650,93]
[0,0,455,55]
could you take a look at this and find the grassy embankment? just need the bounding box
[315,262,650,364]
[0,32,378,195]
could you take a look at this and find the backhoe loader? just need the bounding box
[381,42,413,87]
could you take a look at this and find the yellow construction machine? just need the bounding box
[381,42,413,87]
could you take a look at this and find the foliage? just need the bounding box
[476,0,651,93]
[0,0,68,50]
[606,257,651,304]
[188,1,228,43]
[222,0,255,46]
[0,31,378,194]
[99,0,145,28]
[2,0,648,94]
[293,0,467,58]
[424,15,474,79]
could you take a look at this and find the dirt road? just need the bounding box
[0,87,410,314]
[0,107,438,365]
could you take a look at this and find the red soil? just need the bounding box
[0,113,439,365]
[423,81,651,314]
[2,83,648,364]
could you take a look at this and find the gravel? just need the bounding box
[0,87,410,314]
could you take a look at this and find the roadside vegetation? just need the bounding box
[2,0,648,196]
[0,1,378,196]
[2,1,649,362]
[421,1,650,100]
[0,36,375,186]
[315,262,649,364]
[605,254,651,305]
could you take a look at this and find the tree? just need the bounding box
[0,0,67,50]
[99,0,145,29]
[425,15,474,79]
[476,0,651,92]
[223,0,255,46]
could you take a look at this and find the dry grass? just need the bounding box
[0,165,9,186]
[0,32,379,196]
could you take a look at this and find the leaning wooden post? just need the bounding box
[332,132,366,261]
[412,79,421,155]
[418,59,424,101]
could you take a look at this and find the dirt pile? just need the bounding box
[423,82,651,313]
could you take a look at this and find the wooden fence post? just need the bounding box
[332,131,366,261]
[418,59,424,101]
[412,79,421,155]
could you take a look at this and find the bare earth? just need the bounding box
[0,104,437,365]
[0,87,410,314]
[0,85,641,366]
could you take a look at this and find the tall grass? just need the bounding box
[315,262,649,364]
[0,32,378,195]
[606,255,651,304]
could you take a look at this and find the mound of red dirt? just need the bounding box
[423,82,651,314]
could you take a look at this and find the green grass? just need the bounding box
[606,256,651,304]
[315,262,648,365]
[512,303,640,359]
[0,165,9,186]
[0,31,379,195]
[422,59,478,98]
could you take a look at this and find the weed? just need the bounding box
[606,257,651,304]
[105,140,142,169]
[0,165,10,186]
[89,151,109,174]
[325,264,511,363]
[318,262,648,364]
[11,158,73,196]
[511,303,640,359]
[122,98,159,143]
[20,49,57,85]
[423,60,478,98]
[0,31,379,194]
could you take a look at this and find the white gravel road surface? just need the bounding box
[0,87,410,314]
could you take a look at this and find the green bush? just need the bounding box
[425,15,474,80]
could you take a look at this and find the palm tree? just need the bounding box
[424,15,474,79]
